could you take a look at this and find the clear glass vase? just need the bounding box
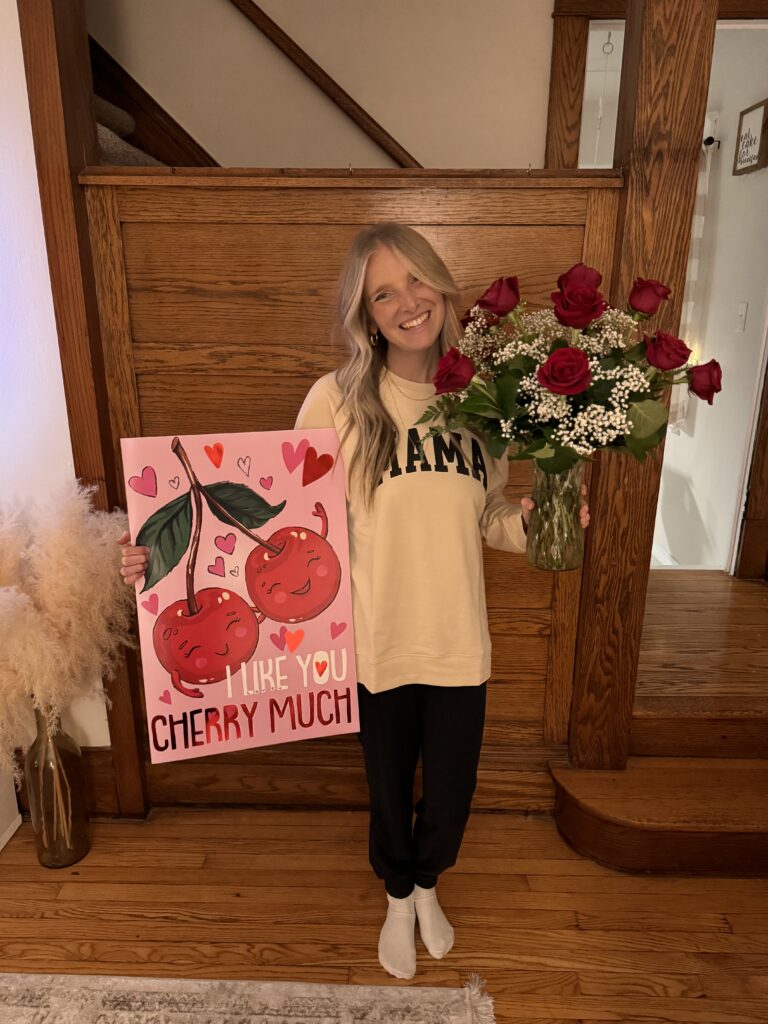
[525,460,586,571]
[24,708,90,868]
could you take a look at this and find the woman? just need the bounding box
[118,222,590,979]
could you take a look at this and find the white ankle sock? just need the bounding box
[413,883,454,958]
[378,891,416,979]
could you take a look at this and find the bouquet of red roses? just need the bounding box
[418,264,722,569]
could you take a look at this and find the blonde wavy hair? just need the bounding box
[331,222,464,509]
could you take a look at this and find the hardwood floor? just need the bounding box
[2,806,768,1022]
[637,570,768,708]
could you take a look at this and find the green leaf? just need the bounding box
[589,380,615,403]
[487,434,510,459]
[495,373,522,418]
[627,399,669,440]
[202,482,286,531]
[136,491,193,593]
[460,395,502,418]
[535,447,583,474]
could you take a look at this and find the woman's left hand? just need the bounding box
[521,483,590,531]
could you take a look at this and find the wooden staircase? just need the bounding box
[551,571,768,875]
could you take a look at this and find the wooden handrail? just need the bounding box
[227,0,422,168]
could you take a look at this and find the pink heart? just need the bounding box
[159,689,172,705]
[208,556,225,577]
[282,439,309,473]
[330,621,347,640]
[270,625,288,651]
[128,466,157,498]
[141,594,159,615]
[215,533,236,555]
[259,475,273,490]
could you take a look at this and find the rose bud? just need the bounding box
[551,263,608,330]
[476,276,520,317]
[536,347,592,395]
[644,331,692,370]
[688,359,723,405]
[433,347,477,395]
[628,277,671,316]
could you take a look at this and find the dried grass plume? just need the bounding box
[0,480,136,783]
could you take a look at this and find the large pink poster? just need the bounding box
[120,430,359,764]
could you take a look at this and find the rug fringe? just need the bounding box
[463,971,496,1024]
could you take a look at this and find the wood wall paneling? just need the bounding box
[545,16,590,169]
[81,173,619,808]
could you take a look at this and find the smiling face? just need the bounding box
[245,526,342,623]
[364,244,446,359]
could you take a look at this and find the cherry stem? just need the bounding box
[171,438,202,615]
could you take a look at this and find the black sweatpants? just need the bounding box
[356,680,487,899]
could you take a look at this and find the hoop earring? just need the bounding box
[368,330,379,347]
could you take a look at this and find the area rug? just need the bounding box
[0,970,495,1023]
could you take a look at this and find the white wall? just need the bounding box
[579,22,768,570]
[85,0,555,168]
[0,0,111,752]
[654,25,768,570]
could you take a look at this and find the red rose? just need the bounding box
[628,277,671,316]
[476,276,520,317]
[537,347,592,396]
[433,347,477,395]
[551,263,608,329]
[557,263,603,291]
[688,359,723,405]
[645,331,692,370]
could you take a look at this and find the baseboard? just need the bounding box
[0,813,22,852]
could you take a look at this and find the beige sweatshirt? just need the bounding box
[294,366,527,694]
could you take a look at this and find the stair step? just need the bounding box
[550,757,768,874]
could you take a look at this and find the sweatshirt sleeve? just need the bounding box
[480,452,528,554]
[294,374,339,430]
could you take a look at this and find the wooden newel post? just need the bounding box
[568,0,719,769]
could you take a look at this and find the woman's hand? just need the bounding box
[521,483,591,531]
[116,530,150,585]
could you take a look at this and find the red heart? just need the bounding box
[315,660,328,676]
[205,442,224,468]
[302,447,334,486]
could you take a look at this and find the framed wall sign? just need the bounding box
[733,98,768,176]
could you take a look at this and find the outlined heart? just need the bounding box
[229,566,240,577]
[128,466,157,498]
[259,475,273,490]
[141,594,159,615]
[208,556,225,577]
[168,476,180,490]
[205,442,224,468]
[285,628,304,653]
[215,533,236,555]
[315,660,328,676]
[302,447,334,486]
[282,438,309,473]
[159,689,172,705]
[270,625,288,651]
[330,621,347,640]
[237,455,251,477]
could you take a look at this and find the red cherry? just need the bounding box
[245,524,341,624]
[153,587,259,698]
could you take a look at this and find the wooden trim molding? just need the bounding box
[226,0,421,168]
[16,0,147,815]
[545,15,589,169]
[553,0,768,15]
[567,0,719,770]
[89,36,218,167]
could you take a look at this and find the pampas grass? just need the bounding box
[0,480,136,783]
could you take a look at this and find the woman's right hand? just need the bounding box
[117,530,150,586]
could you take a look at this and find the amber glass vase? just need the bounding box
[24,708,90,868]
[525,460,586,571]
